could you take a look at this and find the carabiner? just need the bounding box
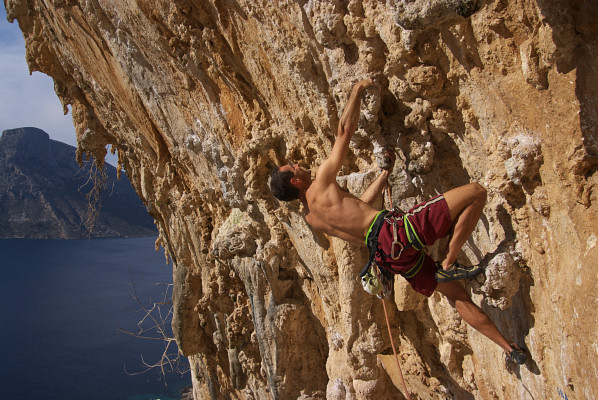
[390,222,404,260]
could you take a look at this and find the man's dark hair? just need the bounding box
[270,168,300,201]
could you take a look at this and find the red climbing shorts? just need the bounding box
[373,195,452,296]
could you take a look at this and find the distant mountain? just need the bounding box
[0,127,157,238]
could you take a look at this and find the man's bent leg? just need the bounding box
[436,281,512,352]
[440,183,487,270]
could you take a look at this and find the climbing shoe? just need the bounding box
[507,344,527,365]
[434,261,483,282]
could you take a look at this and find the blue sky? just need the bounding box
[1,6,116,165]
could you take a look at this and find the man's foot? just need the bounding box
[435,261,483,282]
[506,344,527,365]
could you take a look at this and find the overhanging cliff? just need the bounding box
[5,0,597,399]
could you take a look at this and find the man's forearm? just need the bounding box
[360,169,390,206]
[338,79,373,137]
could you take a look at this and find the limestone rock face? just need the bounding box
[6,0,597,398]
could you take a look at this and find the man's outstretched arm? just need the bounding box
[317,79,375,183]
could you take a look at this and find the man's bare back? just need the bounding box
[304,176,381,244]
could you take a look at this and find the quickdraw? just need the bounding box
[389,216,404,260]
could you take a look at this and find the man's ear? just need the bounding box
[290,177,300,185]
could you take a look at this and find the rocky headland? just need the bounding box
[0,127,156,238]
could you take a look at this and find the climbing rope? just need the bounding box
[382,184,412,400]
[382,298,411,400]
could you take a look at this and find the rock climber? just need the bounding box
[269,78,527,365]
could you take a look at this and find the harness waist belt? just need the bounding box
[366,210,389,248]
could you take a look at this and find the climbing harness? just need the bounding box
[359,200,427,298]
[386,212,426,279]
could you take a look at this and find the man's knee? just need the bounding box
[443,183,487,221]
[469,183,487,204]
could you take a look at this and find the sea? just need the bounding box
[0,237,192,400]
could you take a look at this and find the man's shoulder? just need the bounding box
[309,175,339,194]
[307,177,354,209]
[314,157,343,184]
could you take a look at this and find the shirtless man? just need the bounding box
[269,79,526,364]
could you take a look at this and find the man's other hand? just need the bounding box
[357,78,376,90]
[377,150,396,172]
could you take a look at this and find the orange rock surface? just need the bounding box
[6,0,597,398]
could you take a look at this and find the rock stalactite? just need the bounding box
[6,0,597,398]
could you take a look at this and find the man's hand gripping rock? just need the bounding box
[376,149,396,173]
